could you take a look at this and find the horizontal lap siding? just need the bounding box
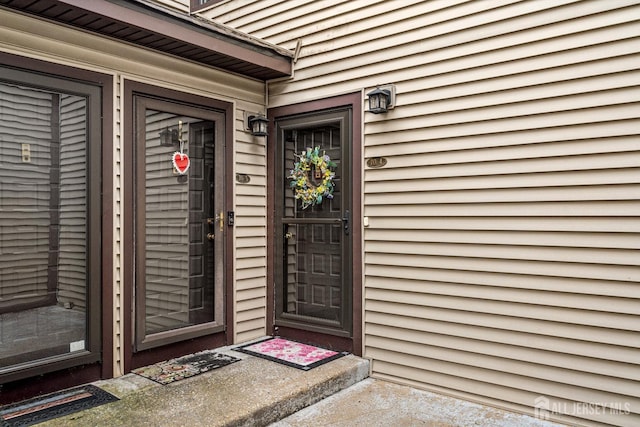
[204,1,640,425]
[234,120,268,343]
[154,0,189,13]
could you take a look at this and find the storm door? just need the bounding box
[133,96,225,352]
[274,109,352,340]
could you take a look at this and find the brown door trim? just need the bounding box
[122,80,234,371]
[267,92,362,356]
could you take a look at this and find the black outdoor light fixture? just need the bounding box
[159,127,179,146]
[247,113,269,137]
[366,84,396,114]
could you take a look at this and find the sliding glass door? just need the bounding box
[0,66,102,383]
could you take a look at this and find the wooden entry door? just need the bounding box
[274,108,353,349]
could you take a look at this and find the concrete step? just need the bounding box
[39,340,370,427]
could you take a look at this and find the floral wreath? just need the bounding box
[288,146,337,209]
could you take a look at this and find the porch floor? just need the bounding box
[33,339,566,427]
[37,339,369,427]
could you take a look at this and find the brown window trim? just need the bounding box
[0,51,113,401]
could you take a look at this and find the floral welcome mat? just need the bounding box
[235,337,347,371]
[133,350,239,385]
[0,385,118,427]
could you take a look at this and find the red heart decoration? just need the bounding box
[172,152,190,175]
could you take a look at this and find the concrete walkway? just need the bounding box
[272,378,567,427]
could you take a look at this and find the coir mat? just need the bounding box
[132,350,239,385]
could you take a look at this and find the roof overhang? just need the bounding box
[0,0,293,80]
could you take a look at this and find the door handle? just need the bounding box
[207,233,215,241]
[342,209,350,235]
[216,211,224,231]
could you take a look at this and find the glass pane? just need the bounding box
[283,123,343,324]
[284,125,342,218]
[143,110,215,335]
[0,82,88,369]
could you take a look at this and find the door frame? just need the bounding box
[274,109,352,335]
[267,92,362,355]
[122,80,234,371]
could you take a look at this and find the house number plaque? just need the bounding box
[236,173,251,184]
[366,157,387,168]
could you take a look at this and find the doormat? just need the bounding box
[235,337,347,371]
[0,384,118,427]
[132,350,239,385]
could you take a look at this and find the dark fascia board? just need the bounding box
[68,0,293,77]
[1,0,293,80]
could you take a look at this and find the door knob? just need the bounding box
[207,233,215,241]
[285,232,293,240]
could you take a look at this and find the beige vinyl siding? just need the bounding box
[1,7,267,374]
[153,0,189,13]
[115,75,123,375]
[233,110,269,343]
[204,1,640,426]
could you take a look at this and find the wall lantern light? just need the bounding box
[246,113,269,137]
[366,84,396,114]
[159,127,179,146]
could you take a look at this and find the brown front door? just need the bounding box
[273,107,354,351]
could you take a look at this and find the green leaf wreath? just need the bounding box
[288,146,337,209]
